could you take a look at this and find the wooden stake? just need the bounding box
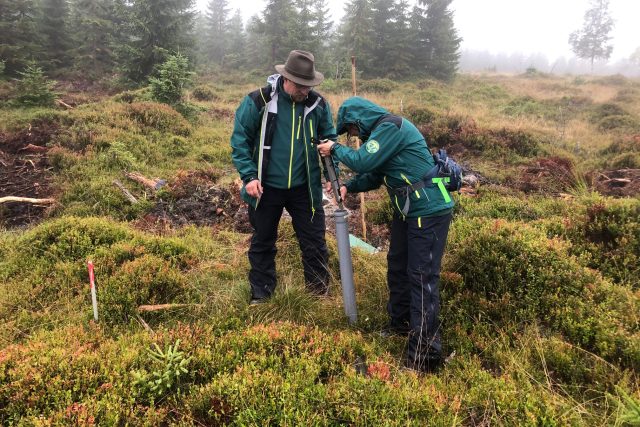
[351,56,367,241]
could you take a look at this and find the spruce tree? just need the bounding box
[310,0,332,71]
[224,9,246,68]
[369,0,395,77]
[0,0,41,76]
[261,0,298,65]
[417,0,461,81]
[116,0,196,83]
[38,0,72,73]
[69,0,118,78]
[205,0,229,65]
[386,0,412,78]
[569,0,614,70]
[338,0,374,76]
[290,0,317,55]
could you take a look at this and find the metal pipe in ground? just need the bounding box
[333,209,357,324]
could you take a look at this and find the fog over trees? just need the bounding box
[1,0,638,84]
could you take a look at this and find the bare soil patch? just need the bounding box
[591,168,640,197]
[515,156,576,194]
[134,171,251,233]
[0,124,57,228]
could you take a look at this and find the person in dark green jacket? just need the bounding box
[231,50,338,304]
[317,97,454,373]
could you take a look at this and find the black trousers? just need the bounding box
[248,185,329,299]
[387,212,452,367]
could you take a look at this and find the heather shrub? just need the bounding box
[444,218,639,367]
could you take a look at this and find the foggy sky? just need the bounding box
[196,0,639,62]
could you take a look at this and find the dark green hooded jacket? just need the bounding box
[334,97,454,219]
[231,76,337,215]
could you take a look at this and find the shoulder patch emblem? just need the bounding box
[365,140,379,154]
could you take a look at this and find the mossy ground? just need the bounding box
[0,73,639,424]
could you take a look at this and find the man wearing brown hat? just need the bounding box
[231,50,338,304]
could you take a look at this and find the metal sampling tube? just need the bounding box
[312,137,358,324]
[334,209,357,323]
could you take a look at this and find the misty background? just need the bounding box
[195,0,640,77]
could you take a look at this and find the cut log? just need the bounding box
[125,172,166,190]
[0,196,55,205]
[112,180,138,204]
[137,303,203,312]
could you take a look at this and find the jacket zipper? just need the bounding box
[288,102,295,188]
[305,118,315,220]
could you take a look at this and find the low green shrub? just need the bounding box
[403,105,436,125]
[318,78,352,93]
[598,115,639,132]
[444,218,639,367]
[358,78,398,93]
[555,197,640,288]
[191,85,217,101]
[125,102,192,136]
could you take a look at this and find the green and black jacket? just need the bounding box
[231,76,337,216]
[334,96,454,220]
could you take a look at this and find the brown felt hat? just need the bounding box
[275,50,324,86]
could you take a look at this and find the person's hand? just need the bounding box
[245,179,263,198]
[317,140,335,157]
[324,181,332,194]
[340,185,347,201]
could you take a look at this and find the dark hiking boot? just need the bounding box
[379,325,410,338]
[403,354,442,374]
[249,296,270,306]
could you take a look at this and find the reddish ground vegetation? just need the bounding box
[515,156,576,194]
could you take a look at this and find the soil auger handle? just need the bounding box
[312,138,344,210]
[312,137,357,324]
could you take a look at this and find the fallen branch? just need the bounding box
[0,196,55,205]
[18,143,48,153]
[125,172,166,191]
[136,314,155,335]
[112,180,138,204]
[137,304,203,312]
[55,99,74,109]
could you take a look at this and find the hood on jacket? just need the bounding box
[336,97,389,140]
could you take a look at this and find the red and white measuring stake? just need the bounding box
[87,260,99,321]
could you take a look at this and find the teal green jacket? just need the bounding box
[334,97,454,219]
[231,76,337,215]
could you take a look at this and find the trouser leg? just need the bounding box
[387,214,411,331]
[286,185,329,293]
[248,186,284,299]
[405,213,452,370]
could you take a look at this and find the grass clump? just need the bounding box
[125,102,192,136]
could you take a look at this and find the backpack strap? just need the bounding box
[248,84,272,110]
